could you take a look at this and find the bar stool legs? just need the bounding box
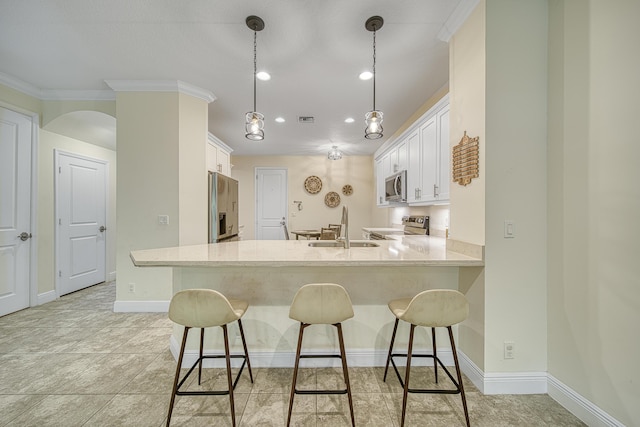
[286,321,355,427]
[384,289,471,426]
[166,289,253,427]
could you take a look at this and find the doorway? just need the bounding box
[0,105,35,316]
[55,151,107,296]
[255,168,288,240]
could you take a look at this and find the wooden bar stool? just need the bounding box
[166,289,253,427]
[287,283,355,427]
[383,289,470,427]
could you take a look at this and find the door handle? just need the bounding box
[18,232,32,241]
[99,226,107,232]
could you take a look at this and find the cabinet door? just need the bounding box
[217,149,230,175]
[436,105,450,201]
[419,116,437,203]
[406,129,421,203]
[206,142,218,173]
[397,141,408,172]
[375,158,388,206]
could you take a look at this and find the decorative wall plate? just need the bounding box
[304,176,322,194]
[342,184,353,196]
[324,191,341,208]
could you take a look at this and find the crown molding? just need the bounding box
[0,71,43,99]
[104,80,216,103]
[437,0,481,42]
[40,89,115,101]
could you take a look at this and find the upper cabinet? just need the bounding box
[207,132,233,176]
[374,95,450,207]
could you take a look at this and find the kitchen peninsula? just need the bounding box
[130,237,483,367]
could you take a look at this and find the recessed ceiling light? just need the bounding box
[275,117,285,123]
[344,117,355,123]
[256,71,271,81]
[359,71,373,80]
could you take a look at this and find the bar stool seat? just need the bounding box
[287,283,355,427]
[384,289,471,427]
[166,289,253,427]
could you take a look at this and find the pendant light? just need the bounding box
[364,16,384,140]
[245,16,265,141]
[328,146,343,160]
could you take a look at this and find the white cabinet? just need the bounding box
[374,95,450,207]
[410,103,450,205]
[207,132,233,176]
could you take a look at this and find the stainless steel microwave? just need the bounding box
[385,170,407,202]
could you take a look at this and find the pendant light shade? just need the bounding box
[364,16,384,140]
[328,146,343,160]
[245,16,265,141]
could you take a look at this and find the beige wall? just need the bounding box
[231,156,383,240]
[37,130,117,295]
[547,1,640,424]
[449,2,486,246]
[115,91,208,303]
[449,0,487,371]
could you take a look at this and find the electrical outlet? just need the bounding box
[128,283,135,293]
[158,215,169,225]
[504,341,515,359]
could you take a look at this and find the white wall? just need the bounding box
[547,1,640,424]
[232,155,383,240]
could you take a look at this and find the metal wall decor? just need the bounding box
[342,184,353,196]
[452,131,480,186]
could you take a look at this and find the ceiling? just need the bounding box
[0,0,473,156]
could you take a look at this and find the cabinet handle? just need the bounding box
[434,184,438,197]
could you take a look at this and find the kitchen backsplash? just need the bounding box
[388,205,450,237]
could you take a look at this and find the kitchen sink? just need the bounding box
[308,241,380,248]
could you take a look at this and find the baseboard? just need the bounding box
[458,351,486,392]
[37,290,57,305]
[113,300,169,312]
[548,374,625,427]
[168,335,455,369]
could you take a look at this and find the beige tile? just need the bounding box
[84,393,168,427]
[110,326,173,353]
[4,394,113,427]
[171,392,249,421]
[0,394,46,425]
[54,353,157,394]
[251,368,315,394]
[241,392,315,427]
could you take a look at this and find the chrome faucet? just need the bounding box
[337,206,350,249]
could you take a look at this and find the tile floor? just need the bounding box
[0,282,585,426]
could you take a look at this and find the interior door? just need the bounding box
[0,106,33,316]
[255,168,287,240]
[56,151,107,296]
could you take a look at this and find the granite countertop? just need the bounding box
[130,237,484,268]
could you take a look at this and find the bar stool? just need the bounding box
[166,289,253,427]
[383,289,470,427]
[287,283,355,427]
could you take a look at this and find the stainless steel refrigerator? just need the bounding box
[208,172,239,243]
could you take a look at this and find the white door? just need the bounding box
[0,107,33,316]
[56,151,107,296]
[255,168,287,240]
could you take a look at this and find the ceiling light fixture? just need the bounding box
[364,16,384,140]
[328,146,343,161]
[344,117,355,123]
[359,71,373,80]
[275,117,285,123]
[245,15,265,141]
[256,71,271,81]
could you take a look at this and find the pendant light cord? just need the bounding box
[253,29,257,112]
[372,27,377,111]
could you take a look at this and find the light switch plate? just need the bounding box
[158,215,169,225]
[504,220,515,238]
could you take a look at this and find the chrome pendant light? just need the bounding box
[245,16,265,141]
[364,16,384,140]
[328,146,343,160]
